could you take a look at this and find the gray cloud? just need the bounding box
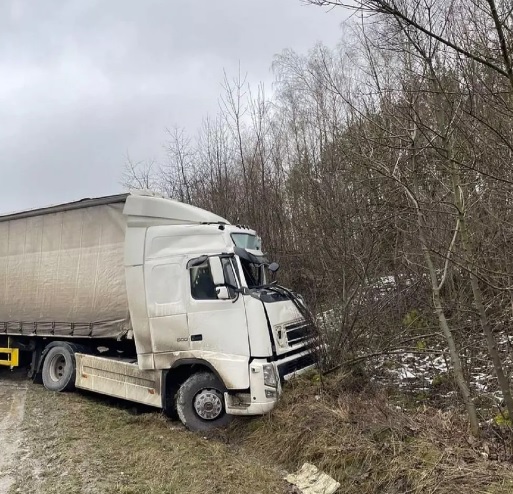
[0,0,345,212]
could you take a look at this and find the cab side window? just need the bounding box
[190,262,218,300]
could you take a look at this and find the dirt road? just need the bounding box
[0,371,27,494]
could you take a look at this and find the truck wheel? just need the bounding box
[42,345,76,392]
[176,372,233,431]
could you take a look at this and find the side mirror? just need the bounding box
[209,256,225,286]
[216,286,231,300]
[268,262,280,273]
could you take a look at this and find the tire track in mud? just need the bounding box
[0,372,28,494]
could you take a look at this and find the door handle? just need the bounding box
[191,334,203,342]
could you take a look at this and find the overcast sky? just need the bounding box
[0,0,345,212]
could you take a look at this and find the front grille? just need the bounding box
[285,320,312,345]
[277,353,316,380]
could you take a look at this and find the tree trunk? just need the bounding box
[451,165,513,419]
[416,207,480,437]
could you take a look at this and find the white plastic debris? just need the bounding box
[285,463,340,494]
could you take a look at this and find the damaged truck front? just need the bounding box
[0,192,316,430]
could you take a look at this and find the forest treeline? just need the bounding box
[124,0,513,435]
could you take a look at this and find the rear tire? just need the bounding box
[176,372,233,431]
[42,344,76,392]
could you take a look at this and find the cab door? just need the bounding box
[186,257,250,358]
[144,255,190,354]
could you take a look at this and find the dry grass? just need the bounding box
[11,372,513,494]
[220,372,513,494]
[12,384,290,494]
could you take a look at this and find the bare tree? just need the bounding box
[306,0,513,87]
[122,8,513,436]
[121,156,158,191]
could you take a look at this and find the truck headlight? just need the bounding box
[263,364,277,387]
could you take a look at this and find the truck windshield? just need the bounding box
[231,233,261,251]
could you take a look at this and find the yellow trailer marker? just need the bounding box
[0,338,19,368]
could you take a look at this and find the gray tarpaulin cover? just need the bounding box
[0,203,131,338]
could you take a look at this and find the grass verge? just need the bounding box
[11,383,290,494]
[11,371,513,494]
[221,372,513,494]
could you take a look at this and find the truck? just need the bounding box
[0,191,315,430]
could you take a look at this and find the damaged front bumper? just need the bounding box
[224,351,317,416]
[224,358,279,415]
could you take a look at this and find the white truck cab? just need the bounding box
[0,192,316,431]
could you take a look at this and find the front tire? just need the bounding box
[42,344,77,392]
[176,372,233,431]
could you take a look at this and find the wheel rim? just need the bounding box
[193,388,224,420]
[48,354,67,382]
